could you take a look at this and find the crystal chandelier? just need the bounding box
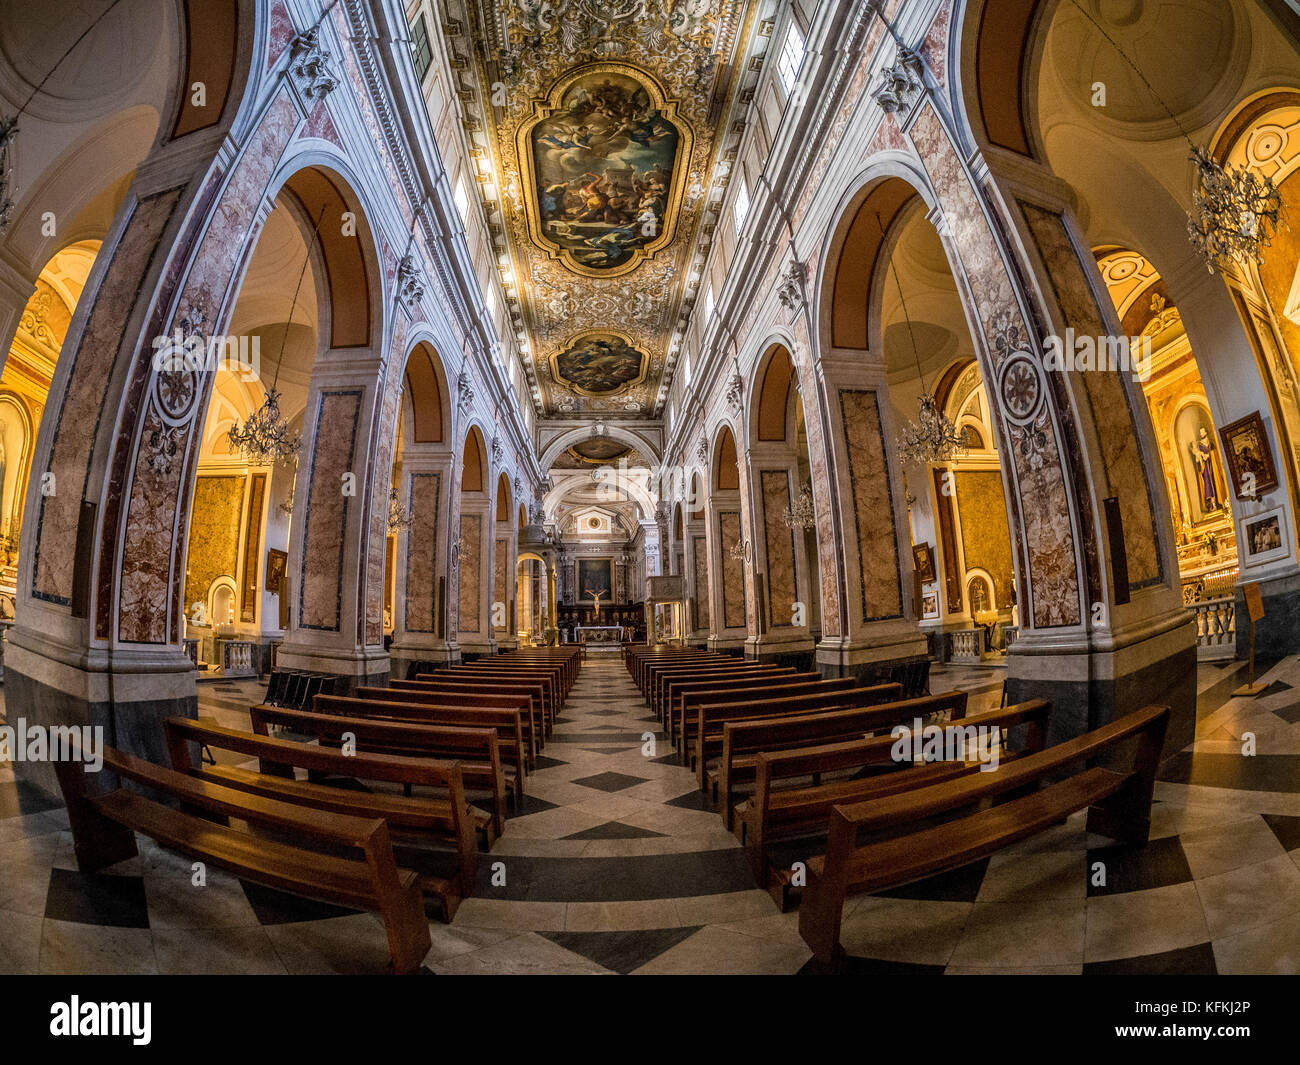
[228,388,300,464]
[899,392,964,466]
[1188,146,1285,274]
[1060,0,1287,274]
[783,482,817,530]
[229,206,326,464]
[879,210,963,467]
[387,485,413,533]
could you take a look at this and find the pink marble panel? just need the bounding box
[299,390,362,631]
[458,514,482,634]
[718,510,746,630]
[837,390,904,622]
[117,92,300,642]
[909,104,1082,627]
[404,471,441,633]
[760,470,799,628]
[1020,202,1162,588]
[117,406,191,641]
[692,534,710,630]
[362,318,408,646]
[493,537,508,631]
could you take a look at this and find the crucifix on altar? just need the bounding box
[588,588,606,618]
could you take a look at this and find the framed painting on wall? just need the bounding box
[266,549,287,595]
[912,543,936,585]
[1240,507,1290,566]
[1219,412,1279,499]
[921,592,939,619]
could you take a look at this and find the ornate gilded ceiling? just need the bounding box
[452,0,762,418]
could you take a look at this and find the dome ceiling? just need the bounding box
[447,0,766,418]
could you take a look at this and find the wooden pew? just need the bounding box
[797,703,1170,969]
[641,656,753,706]
[55,745,432,975]
[359,684,542,753]
[710,688,953,812]
[670,675,854,751]
[649,663,789,720]
[164,717,479,920]
[392,678,546,742]
[498,649,581,689]
[425,667,560,729]
[739,699,1049,906]
[316,691,532,777]
[657,665,798,727]
[250,703,512,839]
[472,656,573,700]
[629,649,721,693]
[684,682,924,767]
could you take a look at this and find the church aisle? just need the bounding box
[3,656,1300,974]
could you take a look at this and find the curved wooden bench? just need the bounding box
[251,703,513,837]
[164,717,479,919]
[797,704,1169,969]
[739,699,1048,907]
[56,746,431,975]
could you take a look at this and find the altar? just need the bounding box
[574,625,624,653]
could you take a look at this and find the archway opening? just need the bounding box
[0,240,100,628]
[181,166,375,673]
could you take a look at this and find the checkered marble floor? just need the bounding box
[2,657,1300,974]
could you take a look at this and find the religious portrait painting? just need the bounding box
[522,69,688,274]
[266,548,287,596]
[912,542,937,585]
[921,592,939,619]
[1241,507,1288,565]
[1175,404,1227,521]
[1220,412,1279,499]
[553,333,646,395]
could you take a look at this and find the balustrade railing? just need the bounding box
[1190,597,1235,660]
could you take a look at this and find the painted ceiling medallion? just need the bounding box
[552,331,649,396]
[519,66,691,277]
[569,436,633,463]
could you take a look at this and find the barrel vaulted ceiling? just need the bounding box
[441,0,771,419]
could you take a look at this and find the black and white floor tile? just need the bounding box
[2,656,1300,974]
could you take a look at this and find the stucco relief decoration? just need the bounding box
[776,260,805,312]
[993,313,1044,424]
[397,254,425,306]
[491,433,504,464]
[289,27,339,101]
[457,368,476,411]
[152,304,206,423]
[725,371,744,415]
[871,45,924,115]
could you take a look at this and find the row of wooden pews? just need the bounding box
[626,645,1170,971]
[55,648,583,975]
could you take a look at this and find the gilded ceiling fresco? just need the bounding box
[459,0,759,417]
[553,332,647,394]
[525,70,685,274]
